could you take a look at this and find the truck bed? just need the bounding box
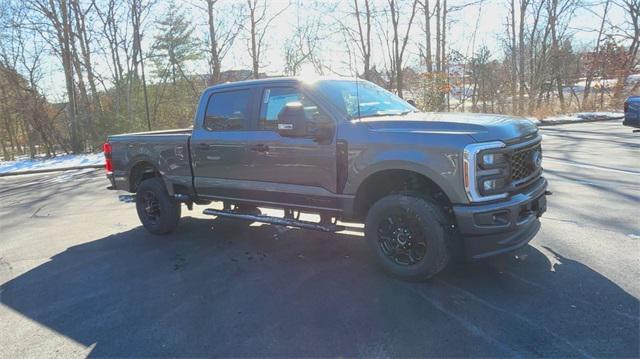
[108,129,193,194]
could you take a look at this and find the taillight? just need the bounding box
[103,142,113,172]
[624,101,629,112]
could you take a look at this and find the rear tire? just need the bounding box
[135,177,181,234]
[365,194,450,281]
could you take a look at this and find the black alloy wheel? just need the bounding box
[377,211,428,266]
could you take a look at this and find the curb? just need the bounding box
[536,116,624,126]
[0,165,103,178]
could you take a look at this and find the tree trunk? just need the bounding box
[354,0,372,79]
[510,0,517,114]
[442,0,448,110]
[71,0,102,116]
[441,0,446,72]
[582,0,609,109]
[518,0,527,115]
[435,0,440,72]
[424,0,432,72]
[207,0,222,84]
[60,0,82,152]
[549,0,565,111]
[131,0,151,130]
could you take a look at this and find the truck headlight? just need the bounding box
[463,142,511,202]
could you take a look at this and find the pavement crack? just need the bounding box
[30,205,48,218]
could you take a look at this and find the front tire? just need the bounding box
[365,194,451,281]
[135,177,181,234]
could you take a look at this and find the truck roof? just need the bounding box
[206,76,359,91]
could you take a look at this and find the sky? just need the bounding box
[30,0,629,100]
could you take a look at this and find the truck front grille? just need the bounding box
[511,142,542,186]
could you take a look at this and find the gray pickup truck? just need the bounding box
[104,77,548,280]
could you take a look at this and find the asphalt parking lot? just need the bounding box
[0,121,638,357]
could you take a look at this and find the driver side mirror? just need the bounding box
[277,102,308,137]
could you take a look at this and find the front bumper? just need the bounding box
[453,177,548,259]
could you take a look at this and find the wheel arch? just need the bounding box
[128,157,161,193]
[351,164,454,220]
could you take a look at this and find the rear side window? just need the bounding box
[204,89,251,131]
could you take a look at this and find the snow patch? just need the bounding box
[530,112,624,125]
[0,153,104,174]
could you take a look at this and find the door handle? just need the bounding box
[250,144,269,152]
[197,143,212,150]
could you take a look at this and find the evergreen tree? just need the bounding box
[152,1,201,85]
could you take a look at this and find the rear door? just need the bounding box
[191,87,255,198]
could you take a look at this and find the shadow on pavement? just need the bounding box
[1,217,638,357]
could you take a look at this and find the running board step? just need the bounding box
[202,208,344,232]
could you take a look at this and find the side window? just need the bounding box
[204,89,251,131]
[259,87,327,130]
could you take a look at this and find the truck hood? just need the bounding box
[359,112,538,142]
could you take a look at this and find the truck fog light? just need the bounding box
[483,179,497,191]
[481,177,507,194]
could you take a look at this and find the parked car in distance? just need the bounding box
[104,77,548,281]
[623,96,640,128]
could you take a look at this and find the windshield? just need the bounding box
[315,80,416,118]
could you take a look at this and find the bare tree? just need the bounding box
[435,0,441,72]
[582,0,610,108]
[517,0,530,115]
[387,0,418,98]
[354,0,374,79]
[282,1,329,76]
[548,0,579,111]
[94,0,130,117]
[417,0,433,72]
[130,0,153,130]
[612,0,640,99]
[508,0,517,113]
[526,0,551,113]
[197,0,242,85]
[25,0,83,152]
[71,0,102,115]
[337,0,375,78]
[283,24,321,75]
[245,0,289,79]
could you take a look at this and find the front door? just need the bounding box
[191,87,254,198]
[244,85,339,210]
